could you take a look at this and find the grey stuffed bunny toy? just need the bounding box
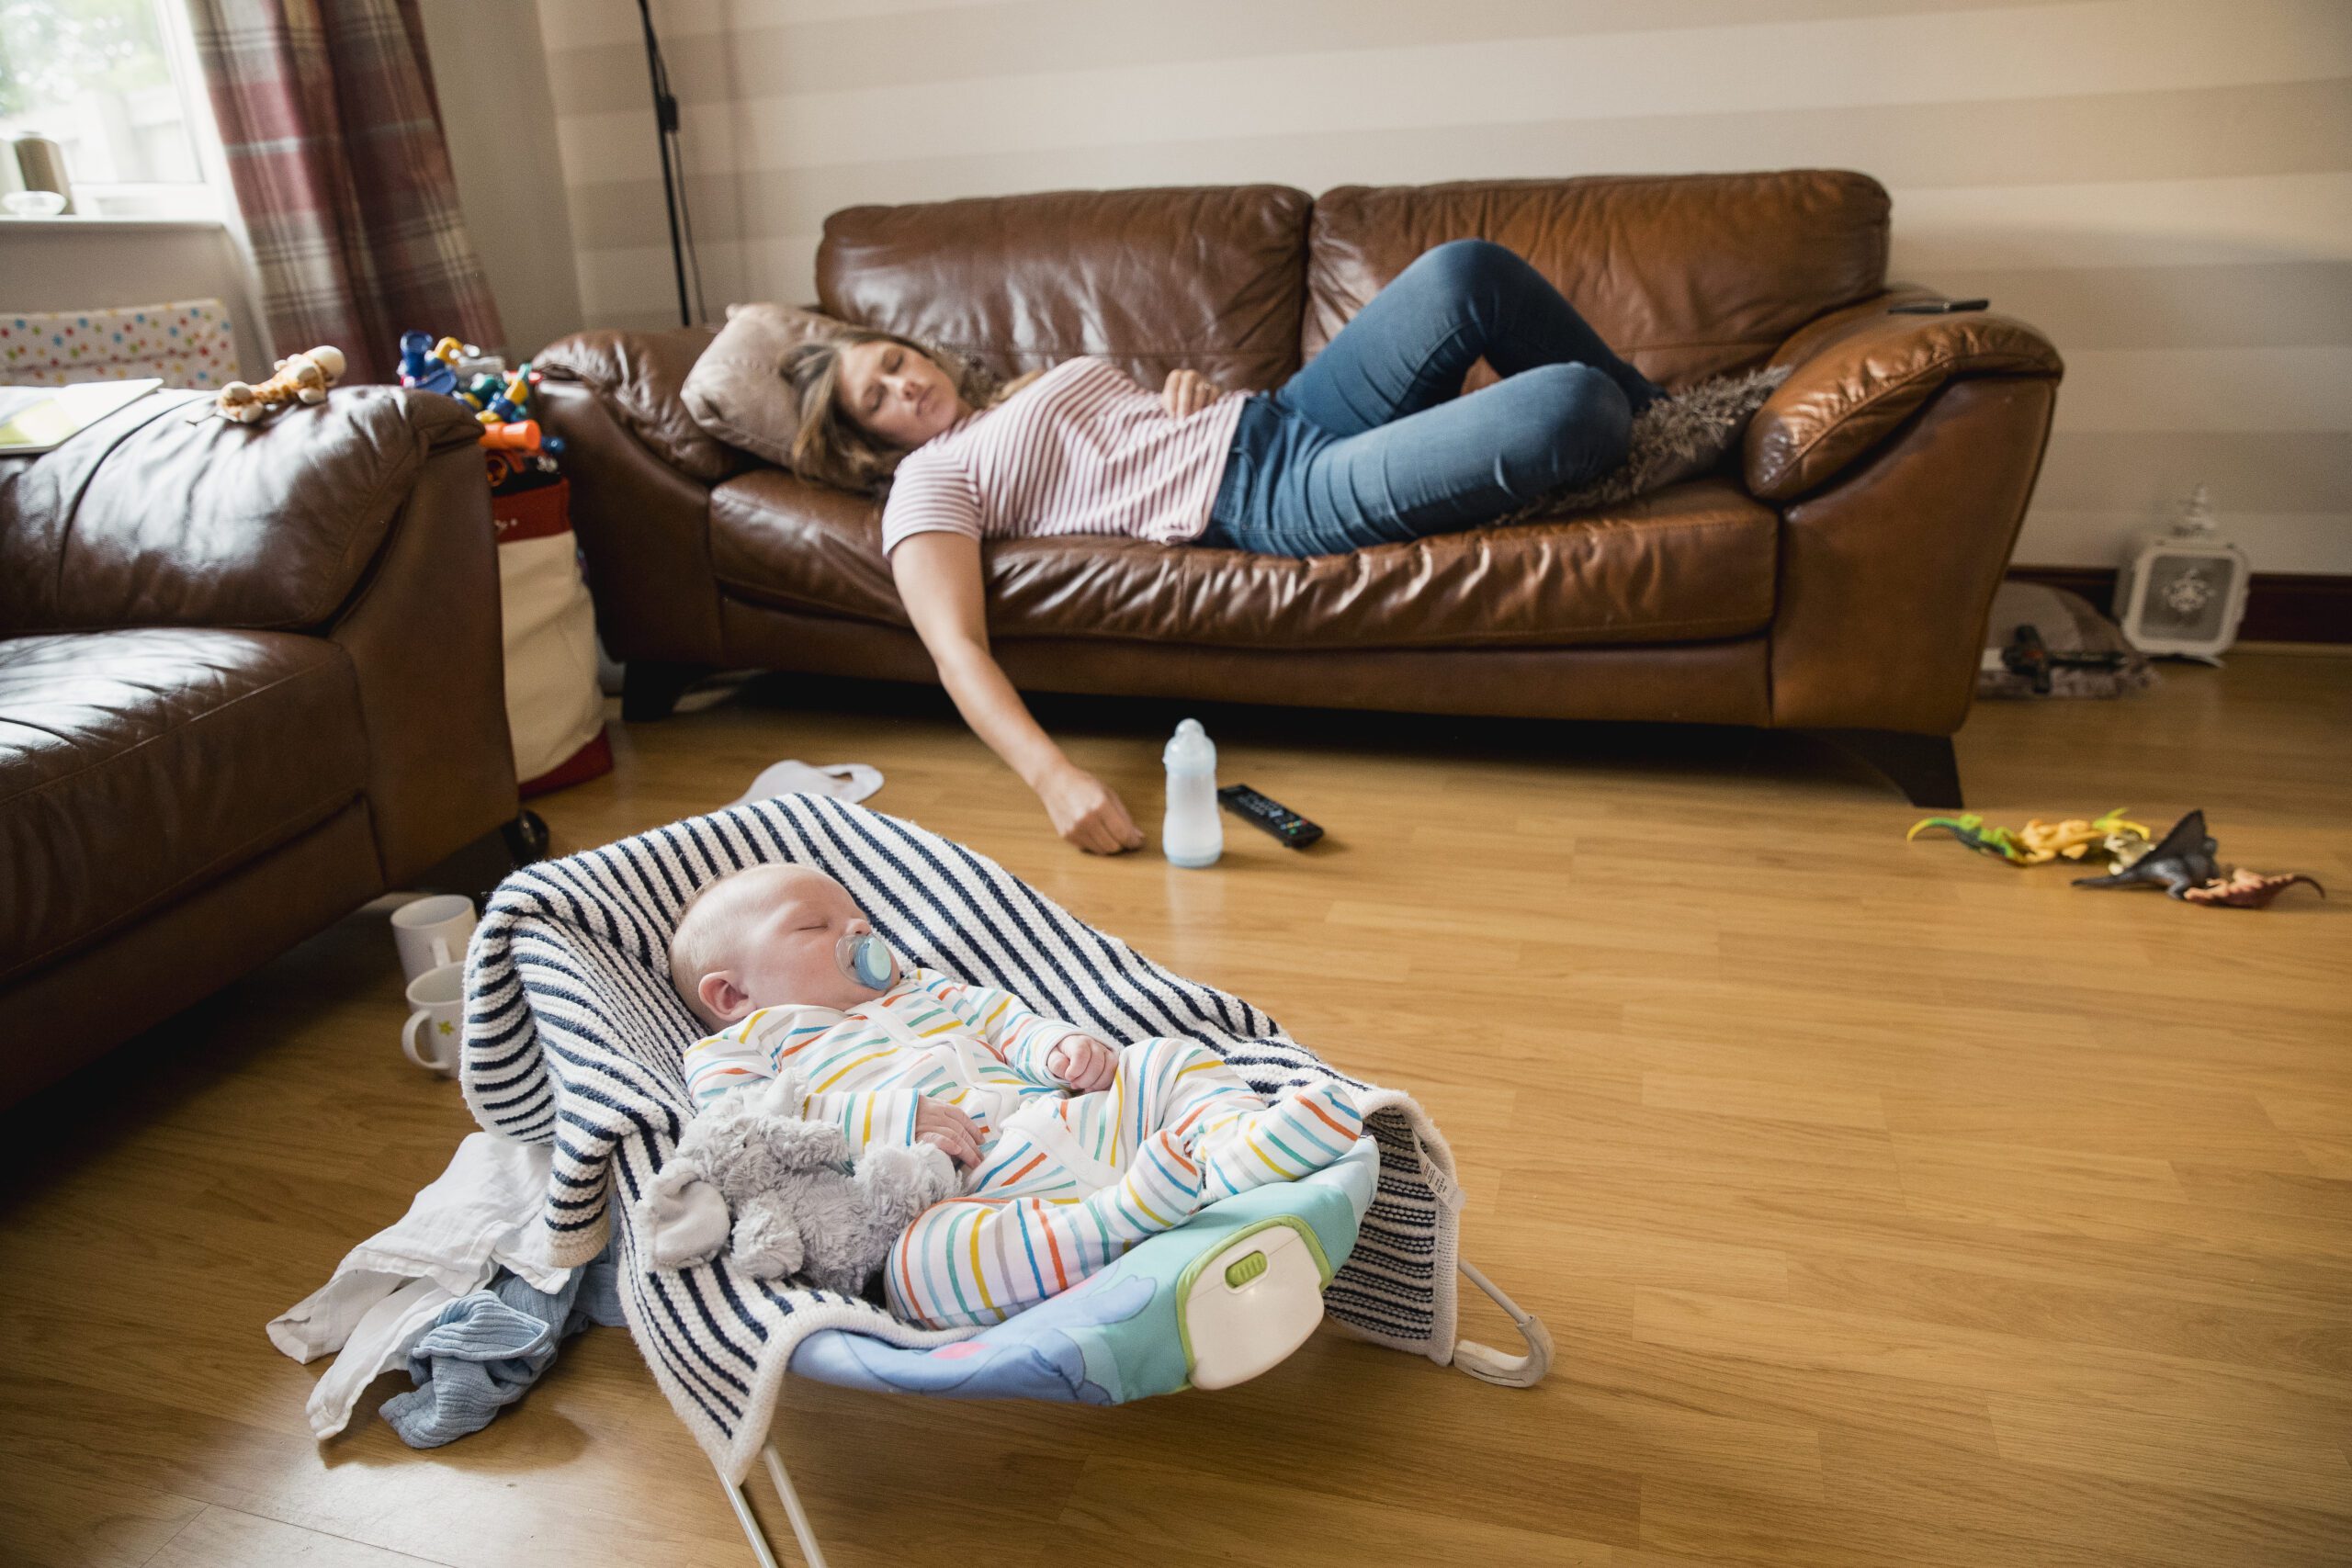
[637,1071,960,1291]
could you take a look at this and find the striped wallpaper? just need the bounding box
[514,0,2352,574]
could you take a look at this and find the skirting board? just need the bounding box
[2007,568,2350,645]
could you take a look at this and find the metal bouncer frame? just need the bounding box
[715,1258,1553,1567]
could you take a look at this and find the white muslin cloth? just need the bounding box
[268,1132,568,1438]
[728,760,882,807]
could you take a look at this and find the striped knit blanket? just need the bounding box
[459,795,1461,1481]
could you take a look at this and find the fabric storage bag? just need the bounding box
[492,477,612,795]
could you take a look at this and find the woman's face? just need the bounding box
[834,339,967,448]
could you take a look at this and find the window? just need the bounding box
[0,0,222,218]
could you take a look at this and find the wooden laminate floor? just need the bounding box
[2,654,2347,1568]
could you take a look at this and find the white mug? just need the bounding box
[391,894,476,982]
[401,962,464,1077]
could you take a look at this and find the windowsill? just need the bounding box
[0,213,226,234]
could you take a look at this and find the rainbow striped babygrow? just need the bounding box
[679,959,1363,1329]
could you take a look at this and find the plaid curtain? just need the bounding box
[188,0,504,384]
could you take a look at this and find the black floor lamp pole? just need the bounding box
[635,0,693,327]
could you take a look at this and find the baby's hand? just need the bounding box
[1047,1032,1117,1093]
[912,1098,981,1168]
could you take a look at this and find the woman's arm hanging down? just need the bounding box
[888,530,1147,854]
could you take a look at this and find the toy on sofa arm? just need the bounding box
[213,345,346,424]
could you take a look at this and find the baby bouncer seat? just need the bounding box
[460,795,1549,1566]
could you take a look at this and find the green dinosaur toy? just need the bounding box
[1905,814,2027,864]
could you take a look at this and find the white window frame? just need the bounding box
[8,0,228,221]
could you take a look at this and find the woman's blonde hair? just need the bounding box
[782,327,1046,495]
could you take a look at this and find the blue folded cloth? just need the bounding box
[379,1244,624,1449]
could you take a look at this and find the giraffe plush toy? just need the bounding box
[215,344,347,424]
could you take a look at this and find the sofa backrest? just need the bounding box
[815,185,1314,393]
[811,171,1888,400]
[1306,171,1891,389]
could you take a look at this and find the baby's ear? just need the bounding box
[698,969,752,1024]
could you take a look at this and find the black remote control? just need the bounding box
[1218,784,1323,849]
[1888,298,1990,314]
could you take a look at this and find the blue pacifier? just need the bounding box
[837,931,898,991]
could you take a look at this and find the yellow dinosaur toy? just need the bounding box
[1906,807,2152,871]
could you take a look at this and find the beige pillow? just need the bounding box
[679,302,847,468]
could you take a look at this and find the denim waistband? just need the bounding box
[1206,391,1288,536]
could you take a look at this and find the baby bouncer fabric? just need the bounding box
[458,795,1466,1483]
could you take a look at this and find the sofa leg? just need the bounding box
[1813,729,1963,809]
[503,808,550,868]
[622,659,708,721]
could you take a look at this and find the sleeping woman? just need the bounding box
[781,237,1668,855]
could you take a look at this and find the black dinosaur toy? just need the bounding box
[2071,809,2219,897]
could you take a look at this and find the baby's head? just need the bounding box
[669,863,889,1029]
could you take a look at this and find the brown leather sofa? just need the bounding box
[0,387,520,1107]
[536,171,2064,807]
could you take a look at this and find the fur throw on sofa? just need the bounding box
[1489,363,1793,526]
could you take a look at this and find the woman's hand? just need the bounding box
[1038,763,1146,855]
[888,532,1146,857]
[1161,368,1221,420]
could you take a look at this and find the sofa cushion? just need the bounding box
[679,302,850,468]
[816,185,1313,393]
[0,627,370,984]
[0,385,484,634]
[709,470,1776,650]
[1306,172,1891,390]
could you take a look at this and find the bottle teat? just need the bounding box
[1164,716,1216,771]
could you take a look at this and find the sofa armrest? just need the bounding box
[1770,373,2062,735]
[0,387,485,634]
[536,326,743,484]
[535,378,727,666]
[327,433,517,884]
[1744,291,2064,501]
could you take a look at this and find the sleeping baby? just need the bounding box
[662,863,1363,1329]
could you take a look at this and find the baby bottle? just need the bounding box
[1161,718,1223,869]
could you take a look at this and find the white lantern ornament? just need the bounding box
[2113,483,2249,664]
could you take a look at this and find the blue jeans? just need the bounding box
[1198,238,1667,558]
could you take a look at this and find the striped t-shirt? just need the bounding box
[877,355,1248,556]
[678,959,1089,1149]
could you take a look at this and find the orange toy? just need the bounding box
[479,419,545,452]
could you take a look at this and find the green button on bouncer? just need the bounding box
[1224,1249,1268,1288]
